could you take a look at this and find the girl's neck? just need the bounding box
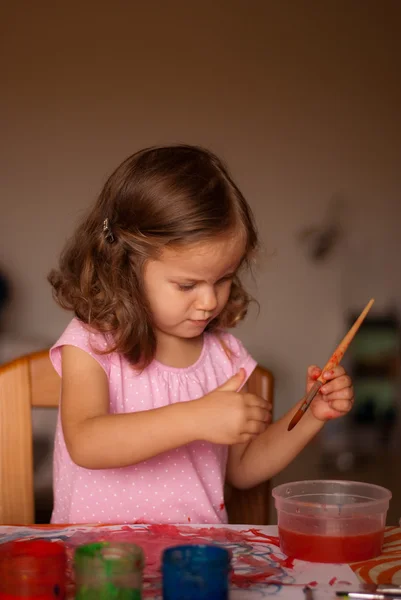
[154,331,204,368]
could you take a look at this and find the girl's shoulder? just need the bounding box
[49,318,111,377]
[205,330,256,376]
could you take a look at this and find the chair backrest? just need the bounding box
[225,365,274,525]
[0,351,273,525]
[0,350,60,524]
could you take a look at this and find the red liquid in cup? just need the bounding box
[279,527,384,563]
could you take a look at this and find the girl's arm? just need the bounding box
[226,400,323,489]
[61,345,202,469]
[226,365,354,489]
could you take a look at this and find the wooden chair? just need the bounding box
[225,365,274,525]
[0,350,60,524]
[0,350,273,525]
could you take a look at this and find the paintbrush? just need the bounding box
[287,298,375,431]
[336,585,401,599]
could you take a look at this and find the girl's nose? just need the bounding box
[196,286,218,312]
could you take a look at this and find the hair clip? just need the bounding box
[102,218,115,243]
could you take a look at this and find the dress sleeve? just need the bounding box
[218,331,257,389]
[50,318,111,377]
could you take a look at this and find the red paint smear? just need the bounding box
[220,502,225,510]
[329,577,337,586]
[232,570,279,588]
[308,581,318,587]
[270,552,295,569]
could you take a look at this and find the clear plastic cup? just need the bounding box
[272,480,392,563]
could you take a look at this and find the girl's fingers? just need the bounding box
[321,365,346,380]
[245,395,271,411]
[329,398,353,413]
[320,375,352,394]
[248,407,271,422]
[324,386,354,403]
[307,365,321,383]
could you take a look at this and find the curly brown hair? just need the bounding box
[49,145,258,368]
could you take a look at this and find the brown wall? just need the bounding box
[1,0,400,414]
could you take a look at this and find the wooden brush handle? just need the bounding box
[317,298,374,382]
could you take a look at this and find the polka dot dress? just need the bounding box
[50,318,256,524]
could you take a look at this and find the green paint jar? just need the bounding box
[74,542,144,600]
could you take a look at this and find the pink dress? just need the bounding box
[50,318,256,524]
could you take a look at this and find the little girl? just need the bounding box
[48,145,354,524]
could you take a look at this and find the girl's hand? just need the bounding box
[307,365,354,422]
[195,369,272,445]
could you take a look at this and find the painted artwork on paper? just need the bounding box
[0,524,358,599]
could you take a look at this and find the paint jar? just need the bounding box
[162,544,231,600]
[0,539,67,599]
[74,542,144,600]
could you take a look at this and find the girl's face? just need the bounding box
[143,234,245,340]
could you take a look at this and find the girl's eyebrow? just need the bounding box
[171,271,237,283]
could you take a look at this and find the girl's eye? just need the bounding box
[178,283,196,291]
[217,276,233,285]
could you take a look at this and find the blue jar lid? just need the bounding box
[163,545,231,568]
